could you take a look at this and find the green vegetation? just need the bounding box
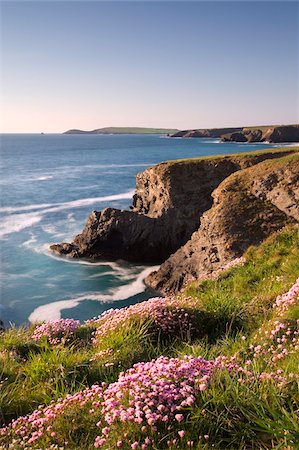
[1,225,299,449]
[167,145,299,166]
[63,127,179,135]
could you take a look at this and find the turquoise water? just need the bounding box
[0,134,274,325]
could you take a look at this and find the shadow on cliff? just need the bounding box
[50,147,299,294]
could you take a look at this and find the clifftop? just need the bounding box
[147,152,299,293]
[172,124,299,143]
[50,147,298,287]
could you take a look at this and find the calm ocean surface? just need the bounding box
[0,134,274,325]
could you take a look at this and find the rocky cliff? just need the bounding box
[222,125,299,143]
[172,125,299,143]
[146,153,299,293]
[171,127,243,138]
[50,148,298,271]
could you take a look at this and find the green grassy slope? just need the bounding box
[1,225,299,448]
[166,145,299,165]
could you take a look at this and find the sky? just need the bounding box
[1,1,298,133]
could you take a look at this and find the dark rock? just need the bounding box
[171,127,243,138]
[146,154,299,294]
[0,320,5,333]
[222,132,247,142]
[221,125,299,143]
[50,148,297,266]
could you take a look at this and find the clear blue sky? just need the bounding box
[1,1,298,132]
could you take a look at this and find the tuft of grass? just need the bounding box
[0,225,299,448]
[185,226,299,338]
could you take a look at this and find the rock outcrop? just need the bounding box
[222,125,299,143]
[172,125,299,143]
[172,127,243,138]
[50,148,298,268]
[146,154,299,293]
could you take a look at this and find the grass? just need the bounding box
[0,225,299,449]
[166,145,299,165]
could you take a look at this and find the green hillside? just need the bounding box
[63,127,179,135]
[1,225,299,449]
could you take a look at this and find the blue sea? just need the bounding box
[0,134,276,325]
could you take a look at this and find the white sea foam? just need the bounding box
[46,252,142,279]
[28,266,159,322]
[86,272,115,279]
[0,203,53,214]
[20,233,38,249]
[0,190,134,239]
[27,175,54,181]
[6,270,41,280]
[44,190,134,213]
[67,213,75,222]
[29,299,82,322]
[0,212,43,239]
[42,224,60,235]
[0,190,134,214]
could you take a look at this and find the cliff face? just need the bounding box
[172,125,299,143]
[146,154,299,293]
[222,125,299,143]
[50,148,297,264]
[172,127,243,138]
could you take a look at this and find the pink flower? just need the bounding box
[175,414,184,422]
[178,430,185,438]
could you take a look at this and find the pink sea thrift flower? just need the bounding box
[31,318,80,345]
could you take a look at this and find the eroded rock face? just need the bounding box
[173,125,299,143]
[146,155,299,294]
[50,149,297,264]
[222,125,299,143]
[51,209,168,262]
[171,127,243,138]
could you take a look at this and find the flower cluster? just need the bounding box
[250,279,299,364]
[194,257,246,285]
[273,278,299,314]
[88,297,196,343]
[1,355,242,449]
[31,319,80,345]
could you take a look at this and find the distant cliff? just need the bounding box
[50,147,298,293]
[171,127,243,138]
[172,124,299,143]
[63,127,179,135]
[222,125,299,143]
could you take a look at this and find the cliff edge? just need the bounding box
[146,153,299,293]
[50,148,297,264]
[172,124,299,143]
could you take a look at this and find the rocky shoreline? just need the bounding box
[50,147,299,294]
[172,124,299,143]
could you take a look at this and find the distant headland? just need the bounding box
[63,127,179,135]
[63,124,299,143]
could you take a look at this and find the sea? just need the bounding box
[0,134,278,326]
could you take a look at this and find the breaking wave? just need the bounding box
[0,190,134,239]
[28,266,159,322]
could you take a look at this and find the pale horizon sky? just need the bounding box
[1,1,298,133]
